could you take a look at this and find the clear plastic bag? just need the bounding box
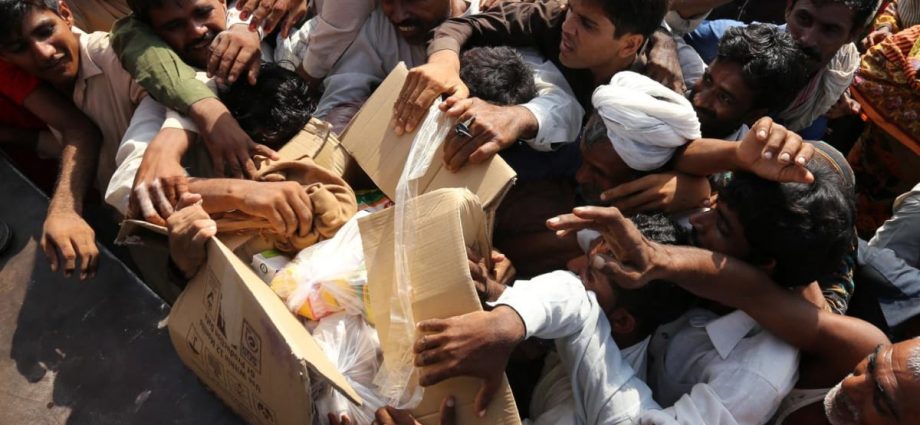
[373,103,454,408]
[270,212,372,321]
[311,313,386,425]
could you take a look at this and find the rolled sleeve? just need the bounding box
[490,270,592,340]
[517,48,583,151]
[299,0,375,79]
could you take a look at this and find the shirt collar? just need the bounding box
[73,28,103,81]
[704,309,758,360]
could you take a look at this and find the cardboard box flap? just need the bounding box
[358,188,520,425]
[339,63,516,211]
[168,235,362,425]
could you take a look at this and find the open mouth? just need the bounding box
[560,36,575,53]
[42,55,67,72]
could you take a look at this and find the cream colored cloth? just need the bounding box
[216,154,358,253]
[591,71,701,171]
[72,28,147,191]
[777,43,859,131]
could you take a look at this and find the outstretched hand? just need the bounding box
[414,307,523,417]
[736,117,815,184]
[546,206,667,289]
[393,51,468,135]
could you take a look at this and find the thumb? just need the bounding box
[439,396,457,425]
[473,377,500,419]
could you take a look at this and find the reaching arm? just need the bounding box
[673,117,816,183]
[24,85,102,280]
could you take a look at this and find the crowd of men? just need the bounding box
[2,0,920,424]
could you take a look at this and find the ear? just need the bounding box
[609,308,637,336]
[58,0,74,28]
[619,33,646,59]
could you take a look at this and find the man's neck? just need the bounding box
[591,54,636,87]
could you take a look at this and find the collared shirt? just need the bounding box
[293,0,377,79]
[495,271,800,425]
[316,0,584,151]
[641,309,799,425]
[493,270,660,425]
[71,28,149,191]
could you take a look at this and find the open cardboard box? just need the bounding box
[119,64,520,425]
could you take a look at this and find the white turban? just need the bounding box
[591,71,701,171]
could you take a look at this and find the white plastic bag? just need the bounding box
[270,212,372,321]
[311,313,386,425]
[373,103,454,408]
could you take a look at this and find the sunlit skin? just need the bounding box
[689,59,762,139]
[559,0,641,84]
[785,0,855,74]
[146,0,228,68]
[825,340,920,425]
[0,4,80,93]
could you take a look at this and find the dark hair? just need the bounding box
[719,154,856,287]
[218,63,317,150]
[616,213,695,336]
[125,0,167,24]
[460,46,537,106]
[0,0,59,44]
[716,24,811,112]
[789,0,879,34]
[588,0,668,39]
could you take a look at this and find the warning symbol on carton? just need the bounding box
[225,373,252,411]
[254,397,276,425]
[204,271,221,323]
[187,325,203,356]
[240,319,262,373]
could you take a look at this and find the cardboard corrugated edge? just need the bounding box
[359,188,521,425]
[338,63,517,214]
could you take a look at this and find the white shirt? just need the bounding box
[495,271,800,425]
[493,271,660,425]
[315,0,584,151]
[641,309,799,425]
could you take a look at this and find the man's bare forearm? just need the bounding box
[673,138,740,176]
[188,178,253,213]
[670,0,733,18]
[21,86,102,215]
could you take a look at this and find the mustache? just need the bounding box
[824,381,861,425]
[189,31,216,52]
[394,19,424,28]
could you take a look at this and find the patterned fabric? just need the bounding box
[818,238,857,315]
[849,25,920,237]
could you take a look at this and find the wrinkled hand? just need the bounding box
[546,206,667,289]
[41,210,98,280]
[600,171,711,215]
[190,98,279,178]
[861,26,892,50]
[240,181,313,237]
[371,396,456,425]
[736,117,815,183]
[415,308,524,417]
[394,51,468,135]
[130,138,189,225]
[236,0,308,38]
[167,193,216,279]
[441,99,532,171]
[208,25,262,86]
[645,30,686,93]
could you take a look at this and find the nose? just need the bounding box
[688,209,711,230]
[389,1,409,24]
[561,10,575,37]
[692,86,711,109]
[838,373,871,406]
[188,19,209,40]
[797,28,819,51]
[30,41,57,62]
